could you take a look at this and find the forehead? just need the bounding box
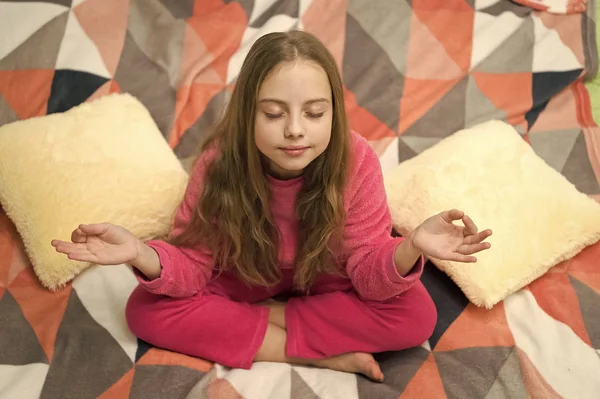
[258,60,331,102]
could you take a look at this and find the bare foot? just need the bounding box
[314,352,384,382]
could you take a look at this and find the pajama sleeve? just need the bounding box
[133,149,217,298]
[343,136,424,302]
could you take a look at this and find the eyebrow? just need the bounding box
[258,98,331,106]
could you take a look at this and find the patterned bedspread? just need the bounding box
[1,0,600,398]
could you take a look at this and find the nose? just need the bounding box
[285,114,304,138]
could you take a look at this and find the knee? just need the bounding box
[125,286,163,343]
[409,287,437,345]
[382,285,437,350]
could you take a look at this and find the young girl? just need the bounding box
[51,30,492,382]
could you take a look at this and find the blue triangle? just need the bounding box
[526,69,583,129]
[47,69,108,114]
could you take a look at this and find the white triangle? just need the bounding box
[292,365,360,398]
[218,362,292,399]
[249,0,280,25]
[72,264,139,363]
[0,364,49,399]
[0,2,68,60]
[226,15,299,83]
[56,12,111,78]
[299,0,313,17]
[421,340,432,351]
[532,15,582,72]
[505,289,600,397]
[376,137,400,176]
[72,0,90,6]
[471,11,525,70]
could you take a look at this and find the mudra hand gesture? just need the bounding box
[411,209,492,262]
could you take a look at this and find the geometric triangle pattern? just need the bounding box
[1,0,600,398]
[434,346,514,397]
[0,291,48,366]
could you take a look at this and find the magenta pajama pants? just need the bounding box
[125,269,437,369]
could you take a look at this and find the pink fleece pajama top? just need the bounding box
[137,131,424,300]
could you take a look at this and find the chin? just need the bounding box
[272,159,311,178]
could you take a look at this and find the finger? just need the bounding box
[51,239,70,247]
[71,228,87,243]
[463,229,493,245]
[440,209,464,223]
[457,242,491,255]
[446,253,478,263]
[78,223,110,236]
[53,242,89,254]
[462,215,479,236]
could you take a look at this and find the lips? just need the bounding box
[280,146,309,150]
[280,146,309,157]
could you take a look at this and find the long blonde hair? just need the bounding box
[171,31,351,291]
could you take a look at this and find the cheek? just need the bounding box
[314,116,333,145]
[254,119,276,149]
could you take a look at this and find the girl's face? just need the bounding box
[254,60,333,180]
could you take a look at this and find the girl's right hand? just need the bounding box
[51,223,140,266]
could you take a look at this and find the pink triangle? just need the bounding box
[406,13,463,80]
[530,85,579,133]
[86,79,112,102]
[302,0,347,70]
[181,23,222,86]
[73,0,129,77]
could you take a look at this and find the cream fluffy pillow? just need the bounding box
[384,120,600,308]
[0,93,188,290]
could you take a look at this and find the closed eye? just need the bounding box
[265,113,283,119]
[307,112,324,119]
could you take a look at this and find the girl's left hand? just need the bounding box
[410,209,492,263]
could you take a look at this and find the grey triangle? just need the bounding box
[174,89,228,159]
[224,0,254,22]
[114,30,176,138]
[0,291,48,365]
[131,365,205,399]
[569,275,600,349]
[127,0,186,89]
[479,1,532,18]
[485,347,527,399]
[434,346,513,399]
[465,74,508,128]
[39,290,133,399]
[0,94,19,125]
[347,0,412,75]
[357,346,429,397]
[159,0,194,19]
[0,11,69,71]
[290,368,319,399]
[474,17,534,73]
[400,136,441,154]
[398,134,418,163]
[561,132,600,194]
[250,0,299,27]
[343,13,403,131]
[403,75,468,137]
[529,129,581,172]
